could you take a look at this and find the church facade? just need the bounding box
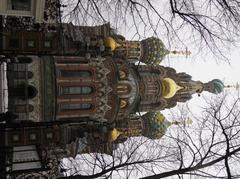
[0,22,224,177]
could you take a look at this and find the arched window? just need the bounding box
[60,103,92,111]
[117,83,131,95]
[27,85,38,99]
[62,86,93,95]
[60,70,91,77]
[9,85,37,99]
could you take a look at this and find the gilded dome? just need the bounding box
[162,78,183,99]
[140,37,169,65]
[104,37,120,51]
[142,112,171,139]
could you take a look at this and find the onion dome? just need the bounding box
[142,112,171,139]
[162,78,183,99]
[110,128,121,141]
[204,79,224,94]
[104,37,121,51]
[140,37,169,65]
[211,79,224,93]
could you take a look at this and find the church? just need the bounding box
[0,22,224,177]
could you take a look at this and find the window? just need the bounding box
[61,103,92,111]
[61,70,91,77]
[117,84,131,95]
[12,134,20,142]
[62,86,93,95]
[46,132,53,140]
[29,133,37,141]
[44,40,51,48]
[9,0,31,11]
[27,40,35,48]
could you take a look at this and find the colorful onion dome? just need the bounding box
[211,79,224,94]
[162,78,183,99]
[140,37,169,65]
[104,36,121,51]
[142,112,171,139]
[205,79,224,94]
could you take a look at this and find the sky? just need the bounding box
[163,47,240,88]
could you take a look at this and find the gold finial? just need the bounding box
[170,47,191,57]
[171,117,193,126]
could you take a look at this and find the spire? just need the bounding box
[169,47,191,58]
[225,82,240,90]
[171,117,193,127]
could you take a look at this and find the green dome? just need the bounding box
[211,79,224,94]
[140,37,169,65]
[142,112,171,139]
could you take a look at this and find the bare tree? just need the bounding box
[59,137,175,178]
[58,92,240,178]
[60,0,240,60]
[141,92,240,179]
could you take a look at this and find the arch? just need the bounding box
[117,81,132,96]
[27,85,38,99]
[9,84,38,99]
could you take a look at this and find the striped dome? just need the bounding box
[211,79,224,94]
[142,112,171,139]
[140,37,169,65]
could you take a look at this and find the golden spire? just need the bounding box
[169,47,191,57]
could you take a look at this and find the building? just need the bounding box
[0,22,225,178]
[0,0,59,23]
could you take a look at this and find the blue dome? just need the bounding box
[211,79,224,94]
[142,112,171,139]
